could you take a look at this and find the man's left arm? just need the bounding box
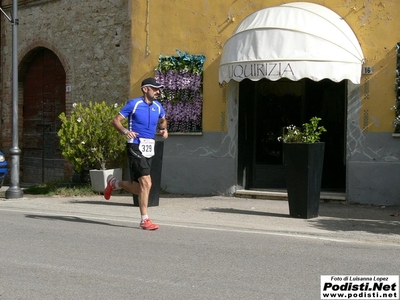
[158,117,168,139]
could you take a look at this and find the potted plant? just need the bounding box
[278,117,327,219]
[58,101,126,192]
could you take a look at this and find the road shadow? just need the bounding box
[311,202,400,236]
[308,217,400,236]
[159,193,212,199]
[111,192,205,199]
[25,214,133,228]
[70,200,134,207]
[203,207,290,218]
[318,202,400,220]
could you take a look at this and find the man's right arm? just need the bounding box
[112,114,128,135]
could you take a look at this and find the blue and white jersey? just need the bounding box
[119,97,165,144]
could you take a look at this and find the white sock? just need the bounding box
[141,215,149,222]
[114,180,120,188]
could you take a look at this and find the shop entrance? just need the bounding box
[238,78,346,191]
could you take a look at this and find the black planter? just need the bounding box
[283,142,325,219]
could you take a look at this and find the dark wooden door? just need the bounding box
[23,48,66,184]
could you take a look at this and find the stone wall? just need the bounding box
[1,0,131,151]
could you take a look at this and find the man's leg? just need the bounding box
[104,176,140,200]
[105,176,158,229]
[116,179,155,214]
[137,175,152,216]
[137,175,158,230]
[118,180,140,195]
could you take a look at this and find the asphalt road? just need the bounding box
[0,207,399,300]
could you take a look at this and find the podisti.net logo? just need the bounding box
[321,275,399,300]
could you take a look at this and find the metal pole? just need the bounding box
[5,0,23,199]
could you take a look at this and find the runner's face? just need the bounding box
[146,86,161,100]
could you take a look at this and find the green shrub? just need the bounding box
[58,101,126,173]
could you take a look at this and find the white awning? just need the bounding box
[219,2,364,84]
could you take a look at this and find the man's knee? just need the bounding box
[139,176,152,190]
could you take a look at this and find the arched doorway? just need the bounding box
[22,48,66,184]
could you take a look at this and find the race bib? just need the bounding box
[138,138,155,158]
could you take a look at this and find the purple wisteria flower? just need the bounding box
[155,51,205,133]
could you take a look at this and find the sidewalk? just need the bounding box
[1,186,400,246]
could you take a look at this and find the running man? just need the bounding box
[104,78,168,230]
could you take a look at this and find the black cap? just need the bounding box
[141,78,164,89]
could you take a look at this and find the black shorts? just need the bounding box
[127,143,153,182]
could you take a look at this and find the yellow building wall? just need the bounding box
[354,1,399,132]
[130,0,400,133]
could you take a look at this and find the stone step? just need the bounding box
[234,189,346,202]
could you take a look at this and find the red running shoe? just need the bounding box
[140,219,159,230]
[104,175,116,200]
